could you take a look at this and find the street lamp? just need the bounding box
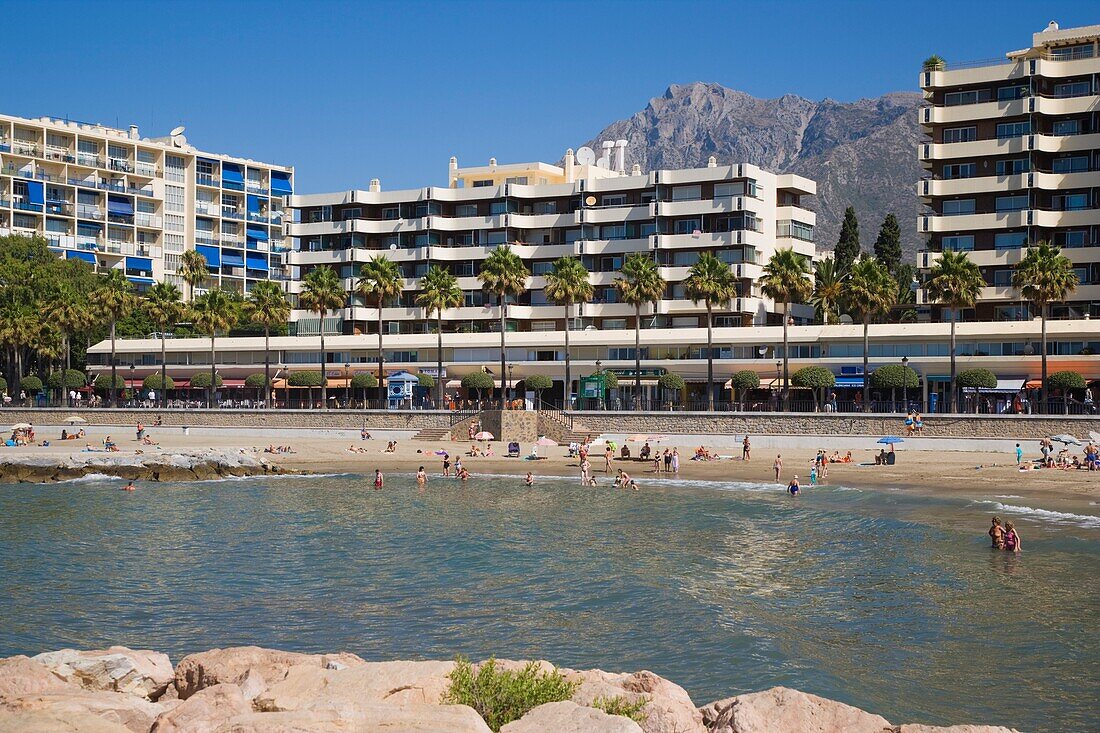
[901,355,910,411]
[508,363,515,407]
[282,364,289,409]
[129,364,135,407]
[344,363,351,409]
[775,360,782,411]
[595,359,603,410]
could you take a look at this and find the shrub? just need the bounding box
[0,376,6,394]
[593,695,649,724]
[729,370,760,390]
[791,366,835,389]
[47,369,87,389]
[524,374,553,395]
[442,657,578,732]
[94,374,126,390]
[189,372,224,388]
[462,371,495,402]
[870,364,919,390]
[957,368,997,389]
[143,373,174,391]
[1046,370,1086,391]
[351,372,379,389]
[19,375,43,393]
[287,370,324,387]
[658,373,685,391]
[922,54,945,72]
[416,372,436,389]
[244,373,269,389]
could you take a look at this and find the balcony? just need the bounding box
[11,141,40,156]
[247,212,269,223]
[75,237,100,251]
[134,162,158,177]
[108,158,133,173]
[197,174,220,188]
[76,153,103,168]
[45,202,74,216]
[246,184,269,195]
[135,213,162,228]
[195,204,220,217]
[12,201,43,213]
[108,213,134,226]
[222,210,245,221]
[195,234,218,246]
[45,146,75,163]
[76,205,104,220]
[220,233,243,244]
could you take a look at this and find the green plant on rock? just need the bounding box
[592,695,649,724]
[442,657,578,732]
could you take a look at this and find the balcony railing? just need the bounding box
[197,174,220,187]
[12,201,43,213]
[223,210,245,220]
[248,212,269,223]
[134,162,158,177]
[11,141,40,156]
[135,214,162,228]
[76,205,104,220]
[45,146,75,163]
[108,158,133,173]
[246,184,269,195]
[76,153,102,167]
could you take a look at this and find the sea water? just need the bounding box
[0,474,1096,732]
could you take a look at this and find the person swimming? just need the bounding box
[787,476,800,495]
[121,480,136,492]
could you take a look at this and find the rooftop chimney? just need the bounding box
[707,156,717,168]
[614,139,627,174]
[564,148,575,183]
[129,125,139,140]
[368,178,381,192]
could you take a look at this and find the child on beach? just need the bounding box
[373,470,384,490]
[989,517,1005,549]
[1003,521,1021,552]
[416,466,426,486]
[1015,443,1023,465]
[809,465,818,486]
[524,472,533,486]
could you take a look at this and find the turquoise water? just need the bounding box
[0,474,1096,732]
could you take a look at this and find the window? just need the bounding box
[1054,230,1089,247]
[164,185,185,213]
[489,201,507,215]
[995,194,1028,212]
[504,176,528,185]
[486,230,506,245]
[1049,44,1095,60]
[994,232,1027,250]
[640,222,657,237]
[601,194,627,207]
[996,121,1030,139]
[1054,193,1089,211]
[671,185,701,201]
[164,214,185,232]
[944,89,989,106]
[1053,119,1080,136]
[777,220,814,241]
[674,218,701,234]
[942,162,976,179]
[46,218,68,233]
[714,182,746,198]
[463,291,484,307]
[341,207,361,220]
[996,158,1029,176]
[533,201,557,214]
[382,207,399,220]
[602,319,627,330]
[164,254,181,272]
[1073,267,1088,285]
[941,235,974,251]
[472,180,493,188]
[1052,156,1088,173]
[455,204,477,217]
[942,126,977,143]
[942,199,975,216]
[164,234,184,253]
[997,85,1027,101]
[531,261,554,275]
[165,155,186,183]
[1054,81,1090,98]
[600,225,627,240]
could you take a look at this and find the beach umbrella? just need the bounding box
[62,415,86,424]
[433,450,449,456]
[10,423,32,431]
[626,434,647,442]
[646,434,667,442]
[535,437,558,447]
[1050,434,1082,446]
[474,431,495,441]
[877,436,905,445]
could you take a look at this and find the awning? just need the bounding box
[25,181,44,205]
[221,252,245,267]
[67,250,97,264]
[1024,379,1042,389]
[246,252,269,271]
[127,276,155,285]
[126,256,152,273]
[834,376,863,387]
[246,226,269,241]
[926,375,952,383]
[270,172,292,196]
[764,377,791,388]
[77,222,102,234]
[107,195,134,216]
[222,164,243,185]
[446,379,520,389]
[196,244,220,268]
[963,379,1025,393]
[247,195,264,213]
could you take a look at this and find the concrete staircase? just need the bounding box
[412,426,451,442]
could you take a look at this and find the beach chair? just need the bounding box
[507,441,521,457]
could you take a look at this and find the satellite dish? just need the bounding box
[585,195,596,206]
[576,146,596,166]
[839,314,853,325]
[170,125,186,136]
[389,243,398,250]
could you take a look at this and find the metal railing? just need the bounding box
[537,400,574,430]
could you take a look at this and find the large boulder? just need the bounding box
[174,647,365,699]
[567,668,704,733]
[0,656,77,699]
[255,660,457,712]
[213,703,491,732]
[151,683,252,733]
[0,708,134,733]
[33,646,174,700]
[501,700,644,732]
[1,689,166,733]
[893,726,1021,732]
[699,687,890,733]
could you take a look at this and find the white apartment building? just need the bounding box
[0,112,294,295]
[287,147,816,335]
[917,21,1100,320]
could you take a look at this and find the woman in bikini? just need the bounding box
[988,516,1005,549]
[416,466,427,487]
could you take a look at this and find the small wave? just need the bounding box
[56,473,119,484]
[192,472,354,483]
[995,495,1024,499]
[991,502,1100,528]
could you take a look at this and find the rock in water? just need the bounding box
[255,660,457,711]
[567,668,704,733]
[699,686,890,733]
[151,683,251,733]
[0,708,134,733]
[0,655,78,699]
[173,647,364,699]
[32,647,174,700]
[501,700,644,732]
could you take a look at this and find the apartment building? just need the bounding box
[287,147,816,335]
[917,21,1100,320]
[0,112,293,295]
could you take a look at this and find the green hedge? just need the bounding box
[524,374,553,393]
[729,370,760,390]
[244,373,270,389]
[287,370,324,387]
[461,372,495,391]
[416,372,436,388]
[792,366,836,389]
[870,364,919,389]
[142,373,174,391]
[1046,370,1086,391]
[189,372,224,388]
[94,374,126,390]
[351,372,379,389]
[19,375,43,392]
[957,368,997,389]
[658,373,686,391]
[47,369,87,389]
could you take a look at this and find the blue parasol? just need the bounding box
[877,436,905,445]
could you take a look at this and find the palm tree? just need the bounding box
[761,248,813,410]
[615,253,666,409]
[43,286,94,408]
[846,257,897,412]
[415,265,462,408]
[683,253,738,411]
[543,257,593,410]
[144,281,183,410]
[0,310,40,399]
[925,250,983,413]
[355,256,405,409]
[88,270,137,406]
[1011,241,1078,413]
[179,249,210,302]
[245,281,290,409]
[298,266,346,409]
[190,289,238,409]
[478,246,529,409]
[811,256,844,325]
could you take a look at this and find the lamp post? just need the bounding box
[282,364,289,409]
[775,359,781,411]
[901,355,910,412]
[507,363,515,408]
[344,363,350,409]
[595,359,603,411]
[128,364,135,408]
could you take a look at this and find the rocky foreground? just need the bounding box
[0,646,1020,732]
[0,450,285,483]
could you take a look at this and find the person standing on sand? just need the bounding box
[374,470,384,490]
[604,445,613,473]
[989,517,1005,549]
[773,454,783,482]
[742,436,751,461]
[442,453,451,477]
[1015,443,1023,465]
[580,458,591,486]
[416,466,426,487]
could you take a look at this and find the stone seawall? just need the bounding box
[2,408,1097,440]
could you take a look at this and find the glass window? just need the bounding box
[600,225,627,240]
[165,155,186,183]
[944,89,989,106]
[1054,81,1090,98]
[671,185,701,201]
[1054,193,1089,211]
[164,185,185,213]
[1054,230,1089,247]
[1052,156,1088,173]
[714,182,745,198]
[997,85,1027,101]
[601,194,627,207]
[996,158,1029,176]
[942,163,976,179]
[486,230,506,245]
[454,204,477,217]
[489,201,507,215]
[942,199,975,216]
[1053,119,1080,136]
[996,121,1030,139]
[674,218,701,234]
[941,235,975,251]
[942,126,977,143]
[994,232,1027,250]
[995,195,1028,212]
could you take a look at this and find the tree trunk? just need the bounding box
[782,303,790,411]
[436,312,444,408]
[706,302,714,412]
[1040,302,1048,414]
[634,303,642,410]
[110,319,117,408]
[209,335,216,409]
[319,315,328,410]
[563,304,572,410]
[949,312,957,413]
[64,333,71,409]
[377,304,385,410]
[161,330,168,410]
[862,316,870,412]
[499,295,506,410]
[264,326,271,410]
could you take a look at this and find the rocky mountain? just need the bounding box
[579,82,923,258]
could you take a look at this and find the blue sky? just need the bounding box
[3,1,1096,192]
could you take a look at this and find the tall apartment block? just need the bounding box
[287,147,815,336]
[0,113,293,295]
[917,21,1100,321]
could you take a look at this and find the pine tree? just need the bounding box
[873,213,903,276]
[834,206,861,274]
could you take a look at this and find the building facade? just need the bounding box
[287,149,816,336]
[917,21,1100,321]
[0,112,293,295]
